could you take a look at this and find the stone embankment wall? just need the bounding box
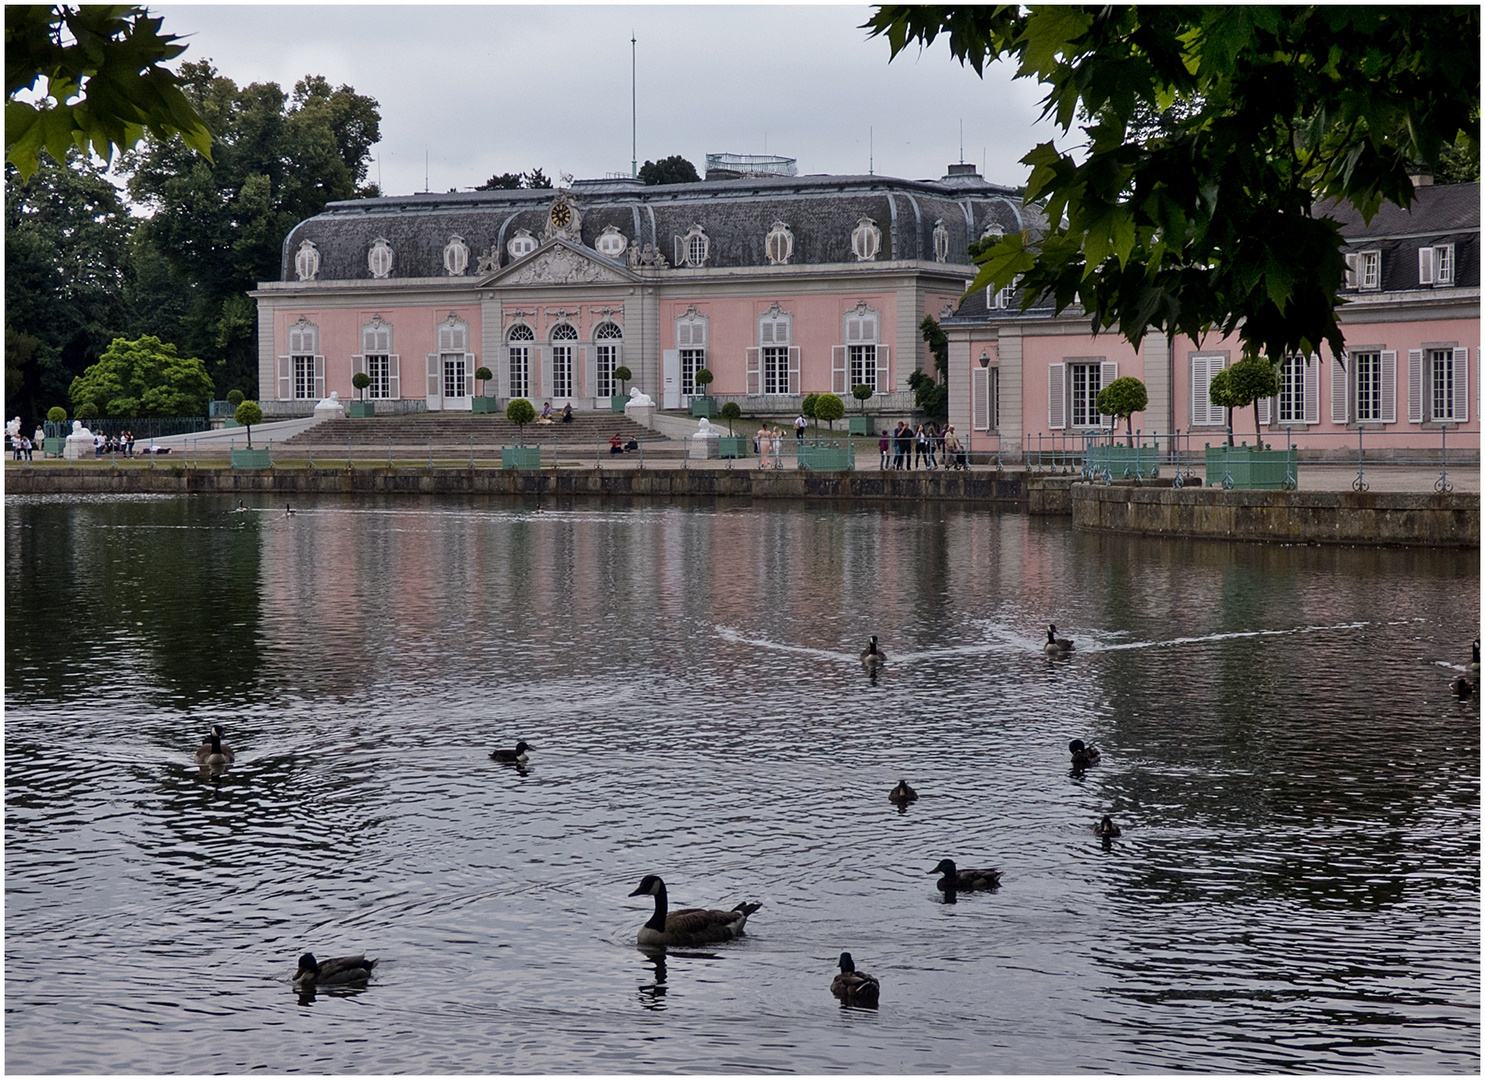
[1071,484,1479,548]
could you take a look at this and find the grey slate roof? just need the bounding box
[278,169,1041,282]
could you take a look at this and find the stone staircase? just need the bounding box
[275,411,685,459]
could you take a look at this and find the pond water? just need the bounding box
[5,493,1479,1073]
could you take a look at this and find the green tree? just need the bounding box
[477,168,554,190]
[352,371,371,401]
[613,364,632,395]
[719,400,741,436]
[800,392,820,425]
[234,399,263,447]
[69,335,214,417]
[868,6,1480,363]
[5,149,136,422]
[639,155,701,185]
[815,392,846,432]
[907,368,948,420]
[226,388,244,407]
[122,62,380,396]
[694,367,714,397]
[5,5,212,179]
[46,405,66,423]
[1209,355,1280,445]
[852,384,874,412]
[1095,375,1148,446]
[919,314,948,374]
[506,397,536,435]
[1434,129,1481,185]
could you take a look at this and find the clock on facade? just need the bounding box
[551,202,572,229]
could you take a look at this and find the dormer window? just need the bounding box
[368,238,393,279]
[980,223,1005,242]
[1420,244,1455,286]
[507,229,536,260]
[443,235,469,277]
[932,219,949,263]
[851,217,882,261]
[1346,249,1381,290]
[596,225,628,259]
[674,224,709,268]
[765,221,793,265]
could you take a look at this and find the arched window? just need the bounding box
[506,323,534,399]
[368,237,394,278]
[279,317,323,401]
[676,308,708,396]
[594,321,623,397]
[765,221,793,265]
[746,302,797,395]
[674,224,709,267]
[596,226,628,259]
[508,229,537,261]
[851,218,881,262]
[355,316,398,399]
[550,323,578,399]
[444,235,469,276]
[832,302,886,395]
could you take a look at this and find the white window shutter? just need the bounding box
[972,366,989,430]
[1453,347,1469,422]
[1407,349,1425,422]
[674,236,684,267]
[1190,358,1209,427]
[388,354,400,399]
[277,355,292,400]
[865,314,878,342]
[313,355,325,400]
[677,322,692,348]
[1419,246,1435,285]
[1048,362,1065,429]
[1258,394,1271,426]
[846,317,862,343]
[583,345,596,399]
[1343,253,1359,288]
[1304,356,1320,425]
[1379,350,1396,424]
[1330,354,1348,424]
[787,346,801,395]
[1099,360,1118,427]
[831,345,847,394]
[876,345,889,393]
[539,346,552,398]
[465,352,476,395]
[746,347,761,395]
[498,348,511,399]
[426,354,440,405]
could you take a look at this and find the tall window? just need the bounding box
[281,319,321,401]
[1353,351,1382,422]
[294,355,316,399]
[438,317,469,400]
[678,311,708,396]
[507,324,533,398]
[1277,355,1307,422]
[1068,362,1103,427]
[849,345,877,390]
[361,320,393,399]
[1359,250,1380,290]
[761,312,791,395]
[442,355,466,399]
[1431,348,1458,421]
[551,323,577,398]
[594,322,622,398]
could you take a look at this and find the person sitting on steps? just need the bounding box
[561,404,573,423]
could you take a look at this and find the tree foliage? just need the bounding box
[69,334,214,418]
[477,168,553,190]
[5,5,212,179]
[852,383,875,411]
[814,392,846,431]
[639,155,701,185]
[1095,375,1148,445]
[718,400,742,435]
[800,392,820,420]
[1209,355,1280,444]
[907,368,948,420]
[234,399,263,446]
[867,6,1481,363]
[506,397,536,431]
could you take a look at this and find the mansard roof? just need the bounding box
[277,168,1040,282]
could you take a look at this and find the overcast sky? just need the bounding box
[155,4,1055,196]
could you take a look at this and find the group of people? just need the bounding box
[755,425,791,468]
[10,433,36,460]
[537,402,574,425]
[879,421,966,470]
[608,433,640,454]
[93,430,137,457]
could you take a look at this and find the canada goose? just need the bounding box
[628,874,762,948]
[1471,639,1480,672]
[1093,815,1121,839]
[232,500,248,512]
[929,858,1002,893]
[1044,624,1074,654]
[831,952,880,1007]
[1450,675,1473,700]
[888,779,918,806]
[194,724,234,765]
[293,952,376,987]
[490,740,533,763]
[1069,739,1101,767]
[285,504,296,516]
[860,635,887,667]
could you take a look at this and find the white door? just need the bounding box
[663,349,680,409]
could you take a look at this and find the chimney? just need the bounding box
[1409,164,1434,187]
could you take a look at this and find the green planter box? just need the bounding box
[1085,443,1160,481]
[1204,443,1299,489]
[231,448,272,469]
[348,401,376,418]
[717,435,750,458]
[798,442,855,471]
[222,417,243,428]
[689,396,717,418]
[502,446,540,469]
[470,397,498,414]
[847,415,874,436]
[611,394,631,413]
[42,437,64,458]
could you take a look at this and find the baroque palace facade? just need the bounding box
[252,163,1030,414]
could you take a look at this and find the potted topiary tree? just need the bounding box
[503,397,539,468]
[1095,376,1148,448]
[612,365,632,412]
[1087,376,1151,481]
[227,389,245,408]
[814,391,845,433]
[717,401,748,458]
[849,384,874,435]
[1205,356,1293,489]
[350,372,375,417]
[690,367,716,417]
[231,400,270,468]
[471,366,497,413]
[44,406,66,457]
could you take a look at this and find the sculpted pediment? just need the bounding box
[479,238,637,288]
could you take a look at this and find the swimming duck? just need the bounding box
[929,858,1002,893]
[293,952,376,988]
[888,779,918,807]
[1069,739,1101,767]
[1093,815,1121,839]
[830,952,880,1007]
[285,504,296,516]
[628,874,762,948]
[860,635,887,667]
[1471,639,1480,672]
[1450,675,1473,700]
[489,740,533,763]
[194,724,234,766]
[1044,624,1074,654]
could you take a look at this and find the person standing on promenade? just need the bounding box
[795,412,807,445]
[879,430,890,469]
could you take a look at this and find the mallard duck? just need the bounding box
[1471,639,1480,672]
[860,635,887,667]
[1450,675,1473,700]
[830,952,880,1007]
[628,874,762,947]
[489,740,532,763]
[293,952,376,988]
[1093,815,1121,839]
[929,858,1002,893]
[1044,624,1074,654]
[1069,739,1100,767]
[194,724,234,766]
[888,779,918,806]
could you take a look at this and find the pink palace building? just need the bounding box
[941,178,1480,461]
[251,159,1028,416]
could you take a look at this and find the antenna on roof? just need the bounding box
[631,32,637,179]
[424,148,429,193]
[869,126,873,176]
[959,120,964,164]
